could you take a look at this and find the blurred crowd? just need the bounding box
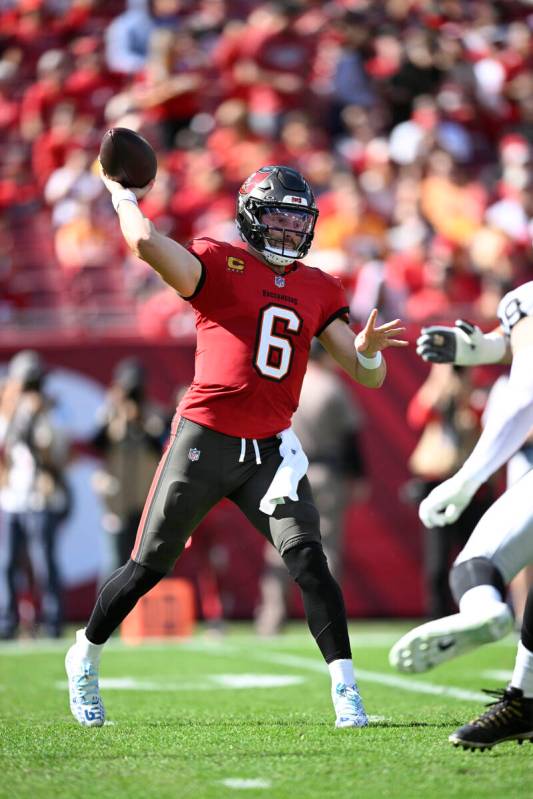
[0,0,531,335]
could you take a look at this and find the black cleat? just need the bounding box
[449,686,533,751]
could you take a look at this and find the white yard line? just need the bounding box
[221,779,271,790]
[55,673,306,692]
[0,629,517,655]
[257,651,488,703]
[482,670,513,681]
[1,634,500,704]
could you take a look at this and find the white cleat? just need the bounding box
[389,605,513,673]
[333,683,368,728]
[65,633,105,727]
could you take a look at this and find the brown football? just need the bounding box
[99,128,157,188]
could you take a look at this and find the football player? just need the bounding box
[389,282,533,749]
[65,164,408,729]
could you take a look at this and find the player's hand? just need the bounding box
[416,320,485,365]
[419,472,480,527]
[355,309,408,357]
[99,161,154,200]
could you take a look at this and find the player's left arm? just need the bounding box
[318,310,408,389]
[420,317,533,527]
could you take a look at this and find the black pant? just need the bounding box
[132,418,321,573]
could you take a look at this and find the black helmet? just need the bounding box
[236,165,318,267]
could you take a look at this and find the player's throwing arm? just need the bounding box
[99,127,202,298]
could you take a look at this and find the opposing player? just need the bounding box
[65,163,407,729]
[389,283,533,748]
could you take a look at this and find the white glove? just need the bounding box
[416,320,506,366]
[419,471,481,528]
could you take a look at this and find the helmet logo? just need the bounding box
[239,171,266,195]
[282,194,308,205]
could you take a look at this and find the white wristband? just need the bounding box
[111,189,138,213]
[355,348,382,369]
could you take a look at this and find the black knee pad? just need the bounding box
[449,557,506,605]
[282,543,330,592]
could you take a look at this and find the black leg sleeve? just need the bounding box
[85,559,165,644]
[521,586,533,653]
[282,543,351,663]
[449,557,506,605]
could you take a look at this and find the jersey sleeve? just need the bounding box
[183,238,230,312]
[497,281,533,336]
[315,273,350,337]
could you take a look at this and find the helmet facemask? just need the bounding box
[253,203,317,265]
[236,166,318,266]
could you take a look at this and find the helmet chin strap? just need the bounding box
[263,251,296,267]
[247,241,295,268]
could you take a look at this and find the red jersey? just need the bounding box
[177,238,349,438]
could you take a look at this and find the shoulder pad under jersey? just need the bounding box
[497,281,533,336]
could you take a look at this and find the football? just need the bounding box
[99,127,157,188]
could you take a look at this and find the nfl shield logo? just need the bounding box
[274,275,286,288]
[188,448,201,462]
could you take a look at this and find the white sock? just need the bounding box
[459,585,504,615]
[75,628,104,665]
[511,640,533,698]
[328,658,355,692]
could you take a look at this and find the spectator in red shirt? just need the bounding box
[31,102,80,189]
[219,1,319,136]
[131,27,208,150]
[19,48,70,142]
[65,36,122,124]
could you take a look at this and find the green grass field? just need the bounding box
[1,622,532,799]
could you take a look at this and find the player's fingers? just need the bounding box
[383,326,406,337]
[375,318,402,331]
[132,179,155,199]
[425,503,448,527]
[385,339,409,347]
[419,504,438,527]
[455,320,476,335]
[444,504,461,524]
[363,308,378,332]
[419,351,446,363]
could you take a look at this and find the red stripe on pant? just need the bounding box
[130,435,173,562]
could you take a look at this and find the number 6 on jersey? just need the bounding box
[254,305,302,380]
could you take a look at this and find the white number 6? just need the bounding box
[254,305,302,381]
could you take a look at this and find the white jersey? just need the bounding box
[452,285,533,580]
[497,281,533,337]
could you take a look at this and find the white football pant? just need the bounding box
[455,468,533,584]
